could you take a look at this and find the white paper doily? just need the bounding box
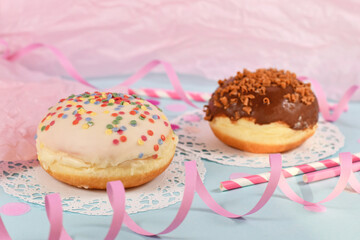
[173,110,344,168]
[0,149,205,216]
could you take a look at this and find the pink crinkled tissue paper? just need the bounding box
[0,59,92,161]
[1,0,360,100]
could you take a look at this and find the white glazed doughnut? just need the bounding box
[36,92,178,189]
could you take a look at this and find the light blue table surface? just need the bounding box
[2,73,360,240]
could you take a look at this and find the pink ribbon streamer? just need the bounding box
[298,76,359,122]
[0,153,358,239]
[1,40,360,239]
[45,194,72,240]
[0,216,11,240]
[1,39,359,121]
[113,60,198,108]
[0,40,197,109]
[1,41,96,89]
[44,153,360,239]
[277,152,352,212]
[41,155,282,239]
[104,181,126,240]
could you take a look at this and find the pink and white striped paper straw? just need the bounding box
[303,160,360,183]
[128,88,211,102]
[220,153,360,191]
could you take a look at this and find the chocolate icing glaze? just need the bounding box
[205,78,319,130]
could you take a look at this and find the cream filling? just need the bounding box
[210,117,316,145]
[37,132,178,169]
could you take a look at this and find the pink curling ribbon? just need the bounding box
[298,76,359,122]
[277,152,353,212]
[111,60,198,108]
[1,39,360,238]
[1,39,360,121]
[104,181,126,240]
[1,42,96,89]
[42,155,281,239]
[45,194,72,240]
[0,216,11,240]
[1,153,359,239]
[0,40,197,109]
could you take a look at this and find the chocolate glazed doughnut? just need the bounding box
[204,68,319,153]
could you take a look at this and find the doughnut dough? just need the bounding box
[204,68,319,153]
[36,92,178,189]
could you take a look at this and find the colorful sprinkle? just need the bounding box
[154,144,159,151]
[130,120,137,127]
[120,136,127,142]
[170,123,179,129]
[43,92,173,155]
[137,139,144,145]
[78,108,85,114]
[147,99,160,106]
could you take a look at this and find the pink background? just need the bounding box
[1,0,359,100]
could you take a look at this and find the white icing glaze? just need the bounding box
[36,92,175,168]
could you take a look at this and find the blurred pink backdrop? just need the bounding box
[1,0,359,100]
